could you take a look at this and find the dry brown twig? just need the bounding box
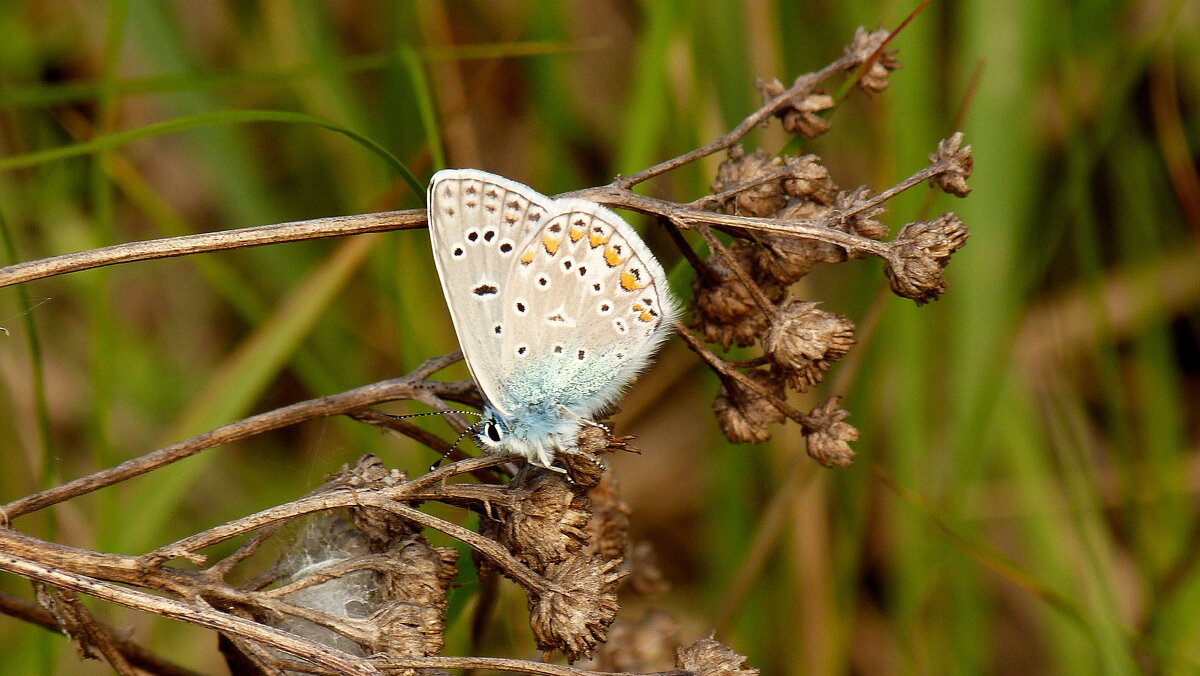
[0,26,969,675]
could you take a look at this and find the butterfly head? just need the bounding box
[473,405,583,469]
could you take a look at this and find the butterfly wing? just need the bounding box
[427,169,558,416]
[428,168,678,423]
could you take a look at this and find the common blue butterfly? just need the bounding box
[427,169,678,468]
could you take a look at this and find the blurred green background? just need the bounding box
[1,1,1198,674]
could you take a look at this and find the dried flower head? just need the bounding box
[373,535,459,658]
[712,368,787,444]
[763,301,856,392]
[676,635,760,675]
[557,424,616,487]
[749,204,847,285]
[529,556,624,662]
[929,132,974,196]
[782,154,838,205]
[884,213,969,305]
[711,146,787,217]
[624,541,670,596]
[833,187,889,241]
[691,241,785,348]
[584,471,631,563]
[783,92,835,138]
[489,468,592,573]
[803,397,859,467]
[581,609,681,672]
[843,27,899,94]
[330,455,414,545]
[757,77,835,138]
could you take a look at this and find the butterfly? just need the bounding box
[427,169,678,468]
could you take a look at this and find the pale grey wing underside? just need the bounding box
[428,169,554,415]
[427,169,678,419]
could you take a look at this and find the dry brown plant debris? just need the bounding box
[0,25,969,675]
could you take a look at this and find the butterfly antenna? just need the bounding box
[372,409,483,471]
[376,409,480,422]
[430,421,485,472]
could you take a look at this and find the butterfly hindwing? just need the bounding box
[496,199,676,417]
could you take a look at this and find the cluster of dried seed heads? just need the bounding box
[476,430,639,662]
[690,38,969,462]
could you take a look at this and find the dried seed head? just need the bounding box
[758,77,834,138]
[833,187,889,241]
[752,233,824,285]
[557,424,613,488]
[584,471,630,563]
[763,301,856,392]
[529,557,624,662]
[782,154,838,205]
[929,132,973,196]
[803,397,859,468]
[625,541,670,596]
[328,455,414,545]
[711,147,787,217]
[885,214,969,305]
[580,609,681,672]
[690,241,785,348]
[843,27,899,94]
[712,368,787,444]
[492,468,592,572]
[752,203,845,284]
[676,635,760,675]
[781,93,834,138]
[373,536,458,658]
[755,76,786,102]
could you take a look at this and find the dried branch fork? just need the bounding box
[1,24,968,675]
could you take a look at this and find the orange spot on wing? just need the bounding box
[569,226,585,242]
[520,250,535,265]
[590,232,609,248]
[620,271,641,291]
[604,247,622,267]
[543,235,561,255]
[638,311,654,322]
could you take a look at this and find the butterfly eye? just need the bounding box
[485,421,502,443]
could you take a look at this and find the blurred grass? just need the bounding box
[1,2,1198,675]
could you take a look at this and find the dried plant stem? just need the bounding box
[374,655,689,676]
[0,211,425,288]
[609,61,851,189]
[0,591,203,676]
[0,57,953,295]
[695,224,779,315]
[673,321,814,428]
[0,545,379,676]
[575,187,896,258]
[0,22,966,672]
[40,587,139,675]
[144,459,550,594]
[1,353,472,521]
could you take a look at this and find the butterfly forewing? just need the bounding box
[428,169,677,421]
[428,170,555,414]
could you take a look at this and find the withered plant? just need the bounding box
[0,25,970,675]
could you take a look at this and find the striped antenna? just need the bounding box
[375,410,485,470]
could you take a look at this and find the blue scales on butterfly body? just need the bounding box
[427,169,678,468]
